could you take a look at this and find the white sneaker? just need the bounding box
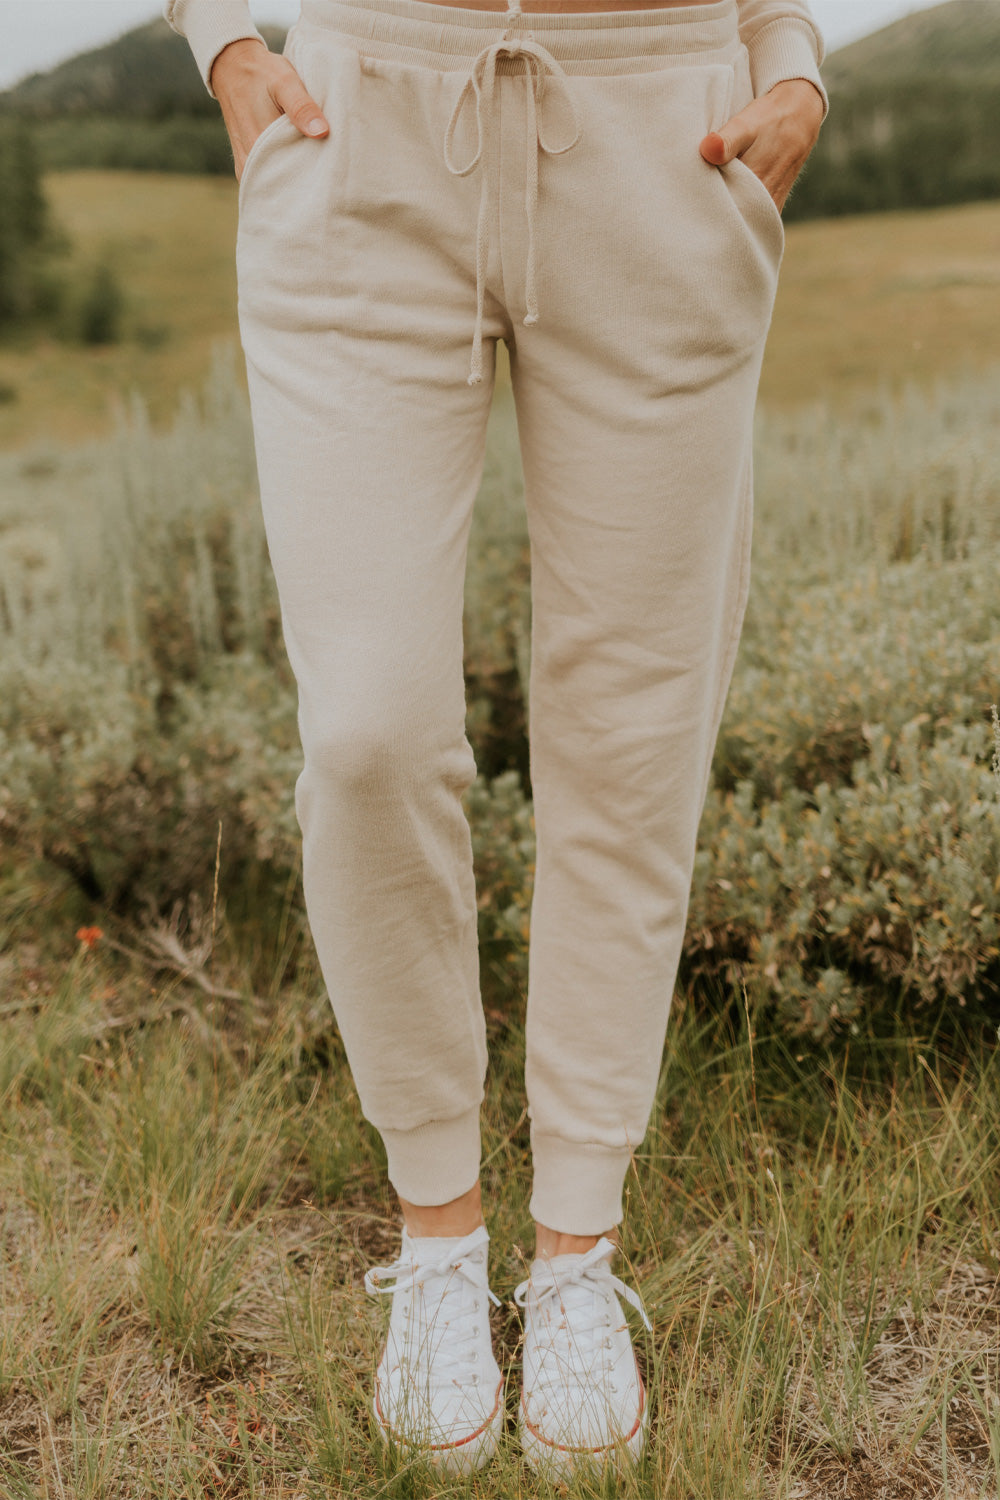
[364,1222,505,1473]
[514,1236,652,1475]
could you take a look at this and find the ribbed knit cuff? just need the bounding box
[379,1105,482,1207]
[747,18,829,119]
[528,1130,635,1236]
[168,0,268,98]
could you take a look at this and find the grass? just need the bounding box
[1,175,1000,447]
[766,198,1000,408]
[1,910,999,1497]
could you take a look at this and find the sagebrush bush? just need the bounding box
[717,552,999,800]
[2,352,998,1037]
[0,655,300,907]
[691,718,1000,1037]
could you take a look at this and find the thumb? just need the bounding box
[699,107,757,166]
[274,75,329,138]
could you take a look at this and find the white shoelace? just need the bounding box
[365,1226,501,1391]
[513,1237,651,1386]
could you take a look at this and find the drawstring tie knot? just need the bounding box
[444,23,580,385]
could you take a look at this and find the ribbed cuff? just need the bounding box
[169,0,268,98]
[379,1105,482,1207]
[747,18,829,119]
[528,1129,635,1236]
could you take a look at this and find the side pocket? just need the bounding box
[720,45,785,266]
[236,21,305,214]
[725,154,785,259]
[237,113,298,215]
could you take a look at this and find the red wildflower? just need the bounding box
[75,926,103,949]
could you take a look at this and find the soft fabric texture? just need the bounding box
[233,0,788,1234]
[165,0,826,107]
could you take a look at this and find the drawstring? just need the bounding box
[444,3,580,386]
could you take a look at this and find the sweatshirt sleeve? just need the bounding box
[736,1,828,117]
[164,0,267,99]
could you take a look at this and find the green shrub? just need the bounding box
[716,552,999,802]
[0,656,300,909]
[690,718,1000,1038]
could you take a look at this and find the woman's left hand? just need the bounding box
[699,78,825,213]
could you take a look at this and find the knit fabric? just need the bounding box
[233,0,784,1234]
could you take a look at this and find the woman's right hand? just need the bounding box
[211,38,330,182]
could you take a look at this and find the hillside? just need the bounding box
[821,0,1000,89]
[0,19,286,175]
[786,0,1000,221]
[0,20,288,118]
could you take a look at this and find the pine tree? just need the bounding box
[0,118,49,324]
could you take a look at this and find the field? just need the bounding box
[1,178,1000,1497]
[2,172,1000,448]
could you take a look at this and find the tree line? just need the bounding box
[786,77,1000,221]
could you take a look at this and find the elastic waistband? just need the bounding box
[298,0,740,71]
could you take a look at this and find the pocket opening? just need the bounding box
[238,113,295,212]
[727,154,785,251]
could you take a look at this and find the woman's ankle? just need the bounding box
[398,1180,484,1239]
[533,1222,619,1260]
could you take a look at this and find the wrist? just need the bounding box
[768,77,826,113]
[764,76,826,144]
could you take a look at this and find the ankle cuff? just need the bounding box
[529,1129,634,1235]
[379,1105,481,1207]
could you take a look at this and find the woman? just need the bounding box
[166,0,825,1476]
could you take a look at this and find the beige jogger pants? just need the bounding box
[236,0,782,1235]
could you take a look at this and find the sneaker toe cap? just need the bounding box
[521,1366,645,1454]
[377,1369,503,1448]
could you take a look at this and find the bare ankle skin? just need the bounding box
[397,1180,484,1238]
[394,1181,620,1256]
[533,1223,620,1259]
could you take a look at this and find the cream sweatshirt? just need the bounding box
[164,0,827,109]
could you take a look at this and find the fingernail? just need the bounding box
[306,117,327,136]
